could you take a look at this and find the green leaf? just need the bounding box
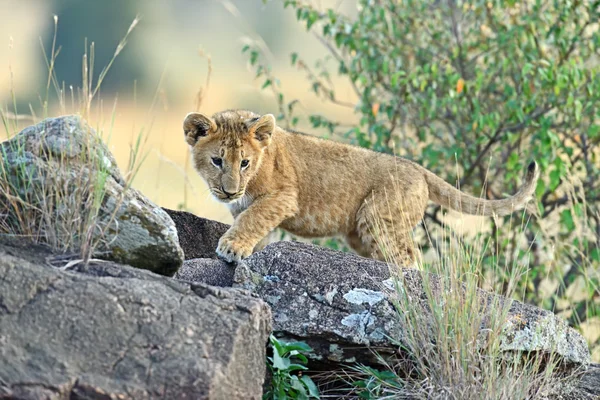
[590,247,600,262]
[270,335,286,359]
[560,209,576,231]
[282,341,314,353]
[549,169,561,191]
[290,376,309,399]
[250,50,259,65]
[391,71,405,88]
[285,363,309,372]
[306,10,318,30]
[272,348,291,370]
[300,375,320,398]
[262,79,272,89]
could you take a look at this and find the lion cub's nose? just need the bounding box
[221,186,236,197]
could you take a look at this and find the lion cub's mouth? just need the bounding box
[211,189,244,204]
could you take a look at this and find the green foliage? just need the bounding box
[264,335,320,400]
[248,0,600,357]
[352,366,403,399]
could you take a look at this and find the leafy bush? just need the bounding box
[264,334,320,400]
[248,0,600,358]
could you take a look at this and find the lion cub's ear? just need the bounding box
[183,112,217,146]
[247,114,275,147]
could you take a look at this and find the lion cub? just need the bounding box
[183,109,539,265]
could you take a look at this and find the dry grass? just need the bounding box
[0,16,148,265]
[344,197,571,399]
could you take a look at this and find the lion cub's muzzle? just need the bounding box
[213,186,244,203]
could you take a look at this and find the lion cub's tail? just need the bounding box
[424,161,540,217]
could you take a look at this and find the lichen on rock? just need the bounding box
[0,115,184,275]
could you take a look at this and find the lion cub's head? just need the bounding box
[183,109,275,203]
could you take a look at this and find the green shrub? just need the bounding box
[247,0,600,358]
[264,334,320,400]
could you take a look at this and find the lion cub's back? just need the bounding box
[279,132,399,234]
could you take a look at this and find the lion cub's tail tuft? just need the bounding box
[425,161,540,217]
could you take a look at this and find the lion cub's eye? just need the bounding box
[241,159,250,169]
[211,157,223,168]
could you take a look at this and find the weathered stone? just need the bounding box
[165,212,598,397]
[0,239,271,400]
[162,208,229,260]
[0,116,184,275]
[573,363,600,399]
[235,241,591,367]
[175,258,236,287]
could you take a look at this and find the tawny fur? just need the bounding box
[183,109,540,265]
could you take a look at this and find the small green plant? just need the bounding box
[352,366,404,399]
[264,334,320,400]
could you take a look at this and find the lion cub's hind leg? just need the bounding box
[349,181,427,268]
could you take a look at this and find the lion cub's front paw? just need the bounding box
[216,235,254,263]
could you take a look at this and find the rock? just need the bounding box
[235,241,591,367]
[162,208,229,260]
[0,115,184,275]
[175,258,236,287]
[162,209,234,286]
[0,239,271,400]
[163,212,598,397]
[574,363,600,398]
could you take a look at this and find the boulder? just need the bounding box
[0,116,184,275]
[166,212,599,398]
[162,208,228,260]
[235,241,590,366]
[0,239,271,400]
[162,208,234,286]
[175,258,236,287]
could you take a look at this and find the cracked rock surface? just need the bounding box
[236,241,590,366]
[167,210,600,398]
[0,239,271,400]
[0,116,184,275]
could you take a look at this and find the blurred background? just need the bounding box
[0,0,358,223]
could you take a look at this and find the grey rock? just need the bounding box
[235,241,591,367]
[0,115,184,275]
[162,212,597,397]
[0,239,271,400]
[162,208,229,260]
[175,258,236,287]
[573,363,600,399]
[164,209,235,286]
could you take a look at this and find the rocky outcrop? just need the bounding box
[169,211,600,398]
[235,241,590,366]
[0,116,184,275]
[0,238,271,400]
[575,363,600,398]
